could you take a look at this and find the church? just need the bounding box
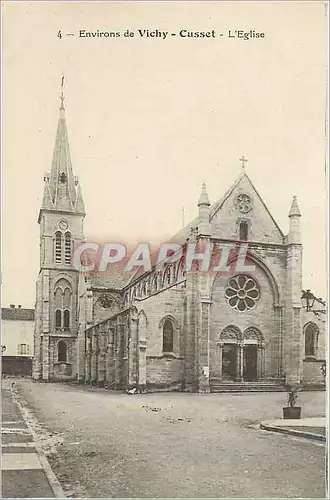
[32,91,326,392]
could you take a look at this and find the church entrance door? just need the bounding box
[222,344,237,380]
[243,345,257,381]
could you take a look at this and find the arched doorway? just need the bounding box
[217,326,265,382]
[219,325,241,380]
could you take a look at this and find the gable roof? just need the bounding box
[170,169,284,245]
[209,170,284,237]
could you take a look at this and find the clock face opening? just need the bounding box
[58,220,69,231]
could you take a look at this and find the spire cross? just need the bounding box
[239,156,248,169]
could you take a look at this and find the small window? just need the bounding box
[239,221,248,241]
[58,340,67,362]
[163,319,174,353]
[55,309,62,330]
[17,344,27,355]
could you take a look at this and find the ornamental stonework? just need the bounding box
[235,193,252,214]
[225,275,260,312]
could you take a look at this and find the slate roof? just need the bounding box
[87,262,134,290]
[2,308,35,321]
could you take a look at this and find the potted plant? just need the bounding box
[283,385,301,419]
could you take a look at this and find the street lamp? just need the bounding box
[1,345,6,354]
[301,289,326,314]
[301,289,316,312]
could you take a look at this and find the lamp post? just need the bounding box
[301,289,326,314]
[301,289,316,312]
[1,345,6,354]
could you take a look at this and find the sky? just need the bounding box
[2,1,328,308]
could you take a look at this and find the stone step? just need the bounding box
[210,380,286,393]
[211,386,286,393]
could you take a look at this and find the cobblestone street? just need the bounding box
[12,380,326,498]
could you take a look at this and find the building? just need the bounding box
[1,305,35,375]
[33,91,326,391]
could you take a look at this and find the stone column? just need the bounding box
[84,335,91,383]
[128,313,138,388]
[91,332,98,385]
[105,342,110,385]
[106,326,115,386]
[197,299,211,393]
[257,343,266,379]
[274,306,283,377]
[77,330,86,383]
[261,343,266,378]
[49,338,54,381]
[216,342,223,379]
[138,340,147,388]
[97,329,106,386]
[42,271,50,334]
[114,325,121,388]
[236,343,244,382]
[42,334,50,381]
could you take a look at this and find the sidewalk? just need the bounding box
[1,381,64,498]
[260,417,326,442]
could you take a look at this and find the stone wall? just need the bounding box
[2,356,33,376]
[147,356,184,389]
[303,359,325,386]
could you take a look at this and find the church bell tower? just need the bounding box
[33,80,86,381]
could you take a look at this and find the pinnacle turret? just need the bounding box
[198,182,211,207]
[289,195,301,217]
[287,195,301,244]
[197,182,211,236]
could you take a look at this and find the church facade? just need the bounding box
[33,95,326,392]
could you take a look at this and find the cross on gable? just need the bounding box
[239,156,248,168]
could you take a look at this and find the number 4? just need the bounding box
[57,30,62,39]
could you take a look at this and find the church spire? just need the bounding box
[47,77,78,212]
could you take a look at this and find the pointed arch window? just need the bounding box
[304,323,318,357]
[64,232,72,264]
[58,340,67,363]
[63,310,70,330]
[55,232,62,263]
[55,309,62,330]
[163,318,174,353]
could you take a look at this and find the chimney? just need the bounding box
[18,305,22,309]
[10,304,15,309]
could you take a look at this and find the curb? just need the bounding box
[10,385,66,498]
[260,423,326,442]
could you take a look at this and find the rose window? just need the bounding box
[225,275,259,311]
[235,193,252,214]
